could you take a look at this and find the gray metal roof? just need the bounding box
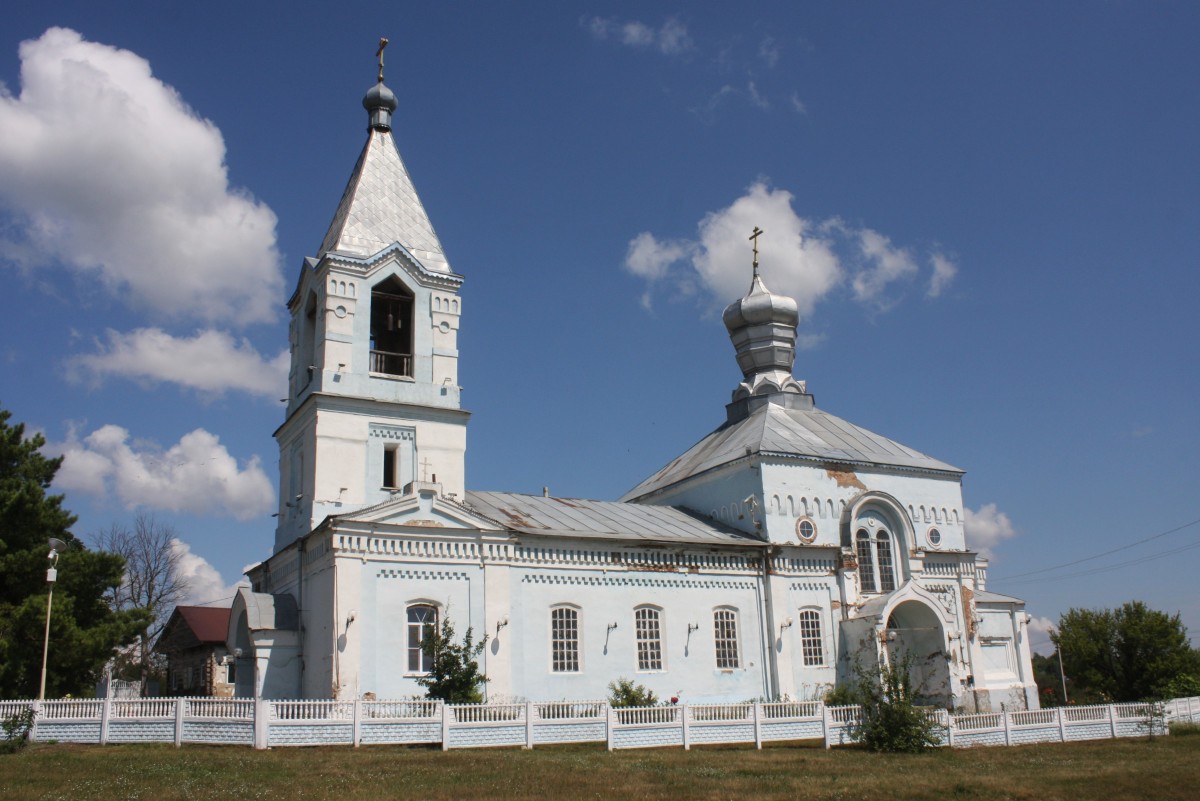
[317,128,451,272]
[464,491,764,547]
[622,401,962,501]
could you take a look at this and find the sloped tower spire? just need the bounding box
[721,227,810,422]
[316,40,451,272]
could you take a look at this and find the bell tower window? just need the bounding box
[370,276,413,377]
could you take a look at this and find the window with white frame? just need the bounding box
[407,604,437,673]
[798,609,825,666]
[856,527,898,594]
[635,606,664,671]
[551,606,580,672]
[713,608,740,669]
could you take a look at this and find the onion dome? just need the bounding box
[363,80,398,131]
[722,261,806,403]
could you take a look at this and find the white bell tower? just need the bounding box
[273,47,468,552]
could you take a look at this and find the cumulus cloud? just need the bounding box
[586,16,694,55]
[624,181,959,323]
[0,27,284,325]
[964,503,1018,560]
[67,327,288,400]
[172,538,247,606]
[52,424,274,520]
[928,252,958,298]
[1027,615,1057,655]
[850,228,919,310]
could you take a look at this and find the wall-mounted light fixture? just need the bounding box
[779,617,794,636]
[496,616,509,634]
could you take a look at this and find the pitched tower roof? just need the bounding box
[317,70,451,272]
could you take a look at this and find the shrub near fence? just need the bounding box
[4,695,1197,752]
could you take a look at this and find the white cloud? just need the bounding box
[747,81,769,110]
[67,327,288,400]
[0,27,284,325]
[172,538,247,606]
[626,181,842,319]
[586,16,694,56]
[624,232,692,282]
[850,228,920,309]
[1027,615,1057,655]
[759,37,781,68]
[789,93,807,114]
[928,252,958,298]
[52,424,274,520]
[964,503,1018,560]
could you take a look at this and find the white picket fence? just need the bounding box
[2,695,1196,752]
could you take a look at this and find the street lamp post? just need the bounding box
[38,538,67,701]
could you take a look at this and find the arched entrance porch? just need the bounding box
[885,600,952,708]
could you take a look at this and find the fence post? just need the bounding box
[681,704,690,751]
[524,701,534,749]
[606,704,615,752]
[822,705,832,750]
[1056,707,1066,743]
[1002,709,1011,746]
[352,698,362,748]
[99,696,111,746]
[441,703,450,751]
[29,700,41,743]
[253,698,268,750]
[1108,704,1117,739]
[946,710,955,748]
[174,698,185,747]
[753,702,762,750]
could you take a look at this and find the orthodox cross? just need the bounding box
[376,37,390,83]
[420,456,432,482]
[749,226,764,277]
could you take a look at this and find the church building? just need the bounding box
[229,56,1039,713]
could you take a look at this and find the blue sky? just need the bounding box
[2,2,1197,651]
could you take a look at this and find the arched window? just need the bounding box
[798,610,825,667]
[857,526,898,594]
[713,608,740,669]
[634,606,663,672]
[407,604,437,673]
[550,605,580,673]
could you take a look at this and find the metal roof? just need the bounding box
[622,400,963,501]
[464,491,764,548]
[317,127,451,272]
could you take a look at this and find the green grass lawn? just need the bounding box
[1,735,1198,801]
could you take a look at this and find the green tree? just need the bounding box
[417,614,488,704]
[1053,602,1200,703]
[0,407,147,699]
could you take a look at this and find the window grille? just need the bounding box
[714,609,740,669]
[551,607,580,672]
[635,607,663,671]
[407,605,437,673]
[799,610,824,666]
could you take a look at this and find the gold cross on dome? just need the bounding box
[376,37,389,82]
[749,226,764,276]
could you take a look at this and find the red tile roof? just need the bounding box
[175,606,231,644]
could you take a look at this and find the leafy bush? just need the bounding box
[607,678,658,708]
[1,707,35,754]
[823,684,858,707]
[849,652,942,753]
